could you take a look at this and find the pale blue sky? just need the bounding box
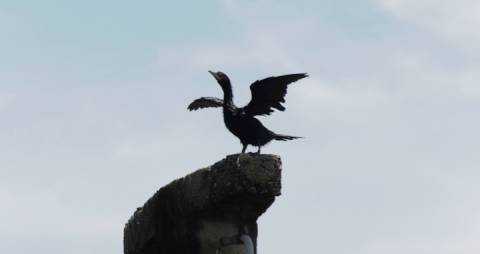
[1,1,479,253]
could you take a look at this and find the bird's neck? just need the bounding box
[222,83,234,107]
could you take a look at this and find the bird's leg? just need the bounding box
[256,146,261,154]
[241,144,247,154]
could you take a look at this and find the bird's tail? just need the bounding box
[273,134,303,141]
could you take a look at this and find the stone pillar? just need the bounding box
[123,154,282,254]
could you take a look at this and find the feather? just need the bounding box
[188,97,224,111]
[243,73,308,116]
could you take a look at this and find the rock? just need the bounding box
[123,153,282,254]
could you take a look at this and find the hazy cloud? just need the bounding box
[1,1,479,254]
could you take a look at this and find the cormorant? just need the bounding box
[188,71,307,154]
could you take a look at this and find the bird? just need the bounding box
[188,71,307,154]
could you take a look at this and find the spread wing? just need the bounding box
[187,97,224,111]
[243,73,308,116]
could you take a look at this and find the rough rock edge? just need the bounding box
[123,153,282,254]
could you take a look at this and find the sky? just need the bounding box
[1,0,479,253]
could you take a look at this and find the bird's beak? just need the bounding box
[208,70,220,81]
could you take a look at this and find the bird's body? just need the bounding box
[188,71,307,154]
[223,107,273,152]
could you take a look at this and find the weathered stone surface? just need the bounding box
[123,153,282,254]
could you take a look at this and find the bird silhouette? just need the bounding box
[188,71,307,154]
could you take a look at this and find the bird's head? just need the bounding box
[208,70,231,89]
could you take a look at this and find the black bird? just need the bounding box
[188,71,307,154]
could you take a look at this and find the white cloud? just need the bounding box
[375,0,480,50]
[0,92,17,110]
[2,1,480,254]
